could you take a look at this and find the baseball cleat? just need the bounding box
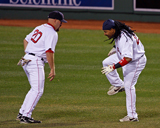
[20,116,42,124]
[119,116,139,122]
[16,113,22,121]
[107,86,125,95]
[118,87,125,92]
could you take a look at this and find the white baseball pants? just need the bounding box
[19,54,45,118]
[102,53,147,118]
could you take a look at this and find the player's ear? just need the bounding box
[110,28,116,34]
[110,28,115,31]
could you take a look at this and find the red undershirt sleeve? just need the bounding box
[46,48,54,53]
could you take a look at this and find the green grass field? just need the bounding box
[0,26,160,128]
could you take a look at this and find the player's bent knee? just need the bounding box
[39,91,44,97]
[36,90,44,98]
[31,88,44,96]
[102,58,110,67]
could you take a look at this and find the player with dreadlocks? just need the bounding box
[105,20,135,44]
[101,19,147,122]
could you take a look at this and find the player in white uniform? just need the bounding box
[101,19,147,122]
[16,11,67,124]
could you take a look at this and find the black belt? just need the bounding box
[29,53,35,56]
[29,53,44,61]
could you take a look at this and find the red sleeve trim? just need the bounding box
[46,49,54,53]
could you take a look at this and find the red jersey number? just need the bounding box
[31,29,42,43]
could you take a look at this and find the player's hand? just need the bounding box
[108,47,116,56]
[48,69,55,81]
[101,65,115,75]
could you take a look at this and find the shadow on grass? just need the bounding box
[0,120,16,125]
[42,109,90,119]
[0,120,80,128]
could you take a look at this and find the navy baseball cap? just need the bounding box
[102,19,115,30]
[48,11,67,23]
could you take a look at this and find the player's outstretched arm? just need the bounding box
[101,57,132,75]
[46,51,55,81]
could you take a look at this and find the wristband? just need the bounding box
[114,63,122,69]
[114,57,129,69]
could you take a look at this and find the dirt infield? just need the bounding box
[0,19,160,33]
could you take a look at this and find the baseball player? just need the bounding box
[16,11,67,124]
[101,19,147,122]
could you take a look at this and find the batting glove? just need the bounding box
[101,65,115,75]
[17,57,31,66]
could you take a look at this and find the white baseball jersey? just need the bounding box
[115,31,145,61]
[19,23,58,118]
[25,23,58,62]
[102,31,147,119]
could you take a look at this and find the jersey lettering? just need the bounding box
[31,29,42,43]
[117,47,121,55]
[133,35,139,45]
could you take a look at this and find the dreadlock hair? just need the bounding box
[109,20,135,44]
